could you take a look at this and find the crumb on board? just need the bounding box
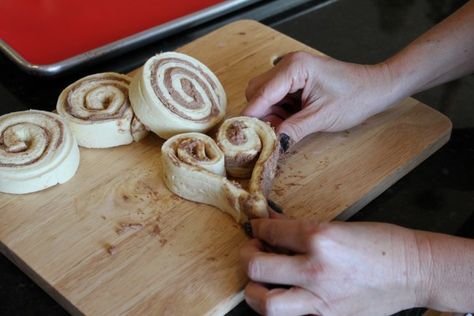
[170,194,181,201]
[287,174,304,178]
[151,224,161,236]
[116,223,144,235]
[273,186,285,196]
[287,182,304,187]
[106,244,117,256]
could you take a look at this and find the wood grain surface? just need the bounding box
[0,20,452,315]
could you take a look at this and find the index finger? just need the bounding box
[251,218,312,253]
[242,70,293,118]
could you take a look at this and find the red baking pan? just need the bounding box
[0,0,260,75]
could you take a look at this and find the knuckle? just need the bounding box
[285,51,310,64]
[303,259,324,282]
[283,120,306,141]
[307,234,320,255]
[304,221,325,250]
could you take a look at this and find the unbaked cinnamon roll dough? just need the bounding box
[0,110,80,194]
[129,52,226,139]
[162,117,280,222]
[57,72,148,148]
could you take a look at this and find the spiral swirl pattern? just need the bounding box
[57,72,148,148]
[0,110,80,194]
[217,117,279,196]
[130,52,226,139]
[162,119,280,222]
[217,118,263,178]
[162,133,249,222]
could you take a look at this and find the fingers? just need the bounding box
[276,111,311,144]
[268,209,286,219]
[267,199,287,219]
[245,282,321,316]
[262,104,293,129]
[244,73,293,118]
[251,219,311,253]
[262,114,283,130]
[243,53,309,118]
[276,101,336,144]
[240,239,306,285]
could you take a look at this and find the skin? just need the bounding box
[240,1,474,315]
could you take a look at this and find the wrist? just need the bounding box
[390,227,432,309]
[410,230,435,307]
[372,60,411,109]
[411,231,474,311]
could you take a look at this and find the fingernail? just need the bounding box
[279,133,292,154]
[272,55,283,66]
[243,222,253,238]
[267,199,284,214]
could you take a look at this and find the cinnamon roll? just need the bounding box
[129,52,226,139]
[0,110,80,194]
[162,119,279,222]
[56,72,148,148]
[217,116,280,204]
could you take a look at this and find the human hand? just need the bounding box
[240,219,426,315]
[243,51,404,151]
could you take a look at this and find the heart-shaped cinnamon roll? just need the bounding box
[161,117,279,222]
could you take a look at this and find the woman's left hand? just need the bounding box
[240,219,426,316]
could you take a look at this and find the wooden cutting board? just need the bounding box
[0,20,452,315]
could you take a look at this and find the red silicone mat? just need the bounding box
[0,0,224,65]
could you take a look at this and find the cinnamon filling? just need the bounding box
[66,76,131,121]
[226,121,247,145]
[178,138,210,161]
[0,113,64,168]
[150,58,221,122]
[225,152,258,168]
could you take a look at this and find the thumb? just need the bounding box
[276,111,312,151]
[276,103,336,152]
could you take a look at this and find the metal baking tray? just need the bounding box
[0,0,260,76]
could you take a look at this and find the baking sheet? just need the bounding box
[0,0,260,75]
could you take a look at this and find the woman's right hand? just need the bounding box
[242,51,405,150]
